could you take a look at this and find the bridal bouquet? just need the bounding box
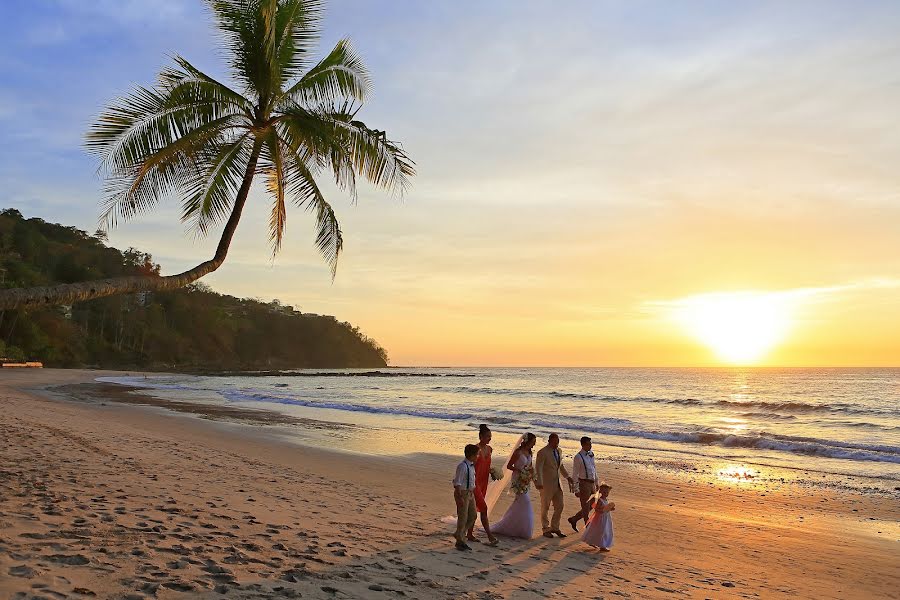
[489,466,504,481]
[510,466,534,495]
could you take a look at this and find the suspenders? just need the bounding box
[579,452,591,478]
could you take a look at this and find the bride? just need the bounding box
[490,432,536,539]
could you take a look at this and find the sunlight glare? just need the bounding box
[716,464,759,483]
[672,291,794,364]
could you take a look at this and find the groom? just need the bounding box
[535,433,574,538]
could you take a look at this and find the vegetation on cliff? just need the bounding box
[0,208,387,369]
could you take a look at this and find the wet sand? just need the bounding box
[1,369,898,599]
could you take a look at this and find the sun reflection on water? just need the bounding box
[717,416,750,434]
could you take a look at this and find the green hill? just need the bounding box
[0,208,387,369]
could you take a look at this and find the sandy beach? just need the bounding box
[1,369,898,600]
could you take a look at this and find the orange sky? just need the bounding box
[182,191,900,366]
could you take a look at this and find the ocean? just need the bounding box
[98,367,900,495]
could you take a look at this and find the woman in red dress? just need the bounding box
[467,424,499,546]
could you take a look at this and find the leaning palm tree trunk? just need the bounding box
[0,142,263,310]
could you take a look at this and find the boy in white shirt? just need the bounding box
[567,436,599,531]
[453,444,480,551]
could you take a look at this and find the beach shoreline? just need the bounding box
[91,367,900,496]
[1,369,898,599]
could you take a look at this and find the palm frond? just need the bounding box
[208,0,276,104]
[161,55,255,116]
[279,105,415,196]
[336,115,414,195]
[89,61,249,171]
[261,0,280,98]
[281,137,343,276]
[274,0,325,82]
[99,156,194,228]
[262,129,288,253]
[181,132,252,236]
[87,52,252,229]
[94,112,233,228]
[86,86,169,172]
[130,113,242,191]
[279,38,369,106]
[276,107,356,200]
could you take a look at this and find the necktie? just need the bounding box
[554,449,560,465]
[467,463,472,489]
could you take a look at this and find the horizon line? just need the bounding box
[386,365,900,369]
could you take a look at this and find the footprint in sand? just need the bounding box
[8,564,37,578]
[44,553,90,566]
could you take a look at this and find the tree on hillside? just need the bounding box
[0,0,413,310]
[0,210,389,367]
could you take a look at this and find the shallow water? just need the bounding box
[98,367,900,494]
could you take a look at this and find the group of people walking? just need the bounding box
[452,425,615,552]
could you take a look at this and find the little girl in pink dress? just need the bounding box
[582,483,614,551]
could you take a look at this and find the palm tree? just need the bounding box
[0,0,413,310]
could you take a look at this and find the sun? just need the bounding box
[671,291,794,364]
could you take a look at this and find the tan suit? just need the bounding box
[534,445,571,533]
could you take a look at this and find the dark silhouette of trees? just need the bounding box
[0,209,387,369]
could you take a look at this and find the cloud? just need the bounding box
[644,278,900,317]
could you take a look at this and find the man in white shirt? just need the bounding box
[452,444,480,551]
[567,436,599,531]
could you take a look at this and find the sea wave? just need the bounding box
[708,398,878,415]
[530,419,900,464]
[220,389,900,465]
[95,376,190,391]
[218,389,478,421]
[480,416,518,425]
[97,376,899,466]
[431,385,535,396]
[210,370,476,378]
[840,421,900,432]
[431,384,886,416]
[737,411,798,421]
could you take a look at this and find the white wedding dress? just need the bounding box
[490,452,534,539]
